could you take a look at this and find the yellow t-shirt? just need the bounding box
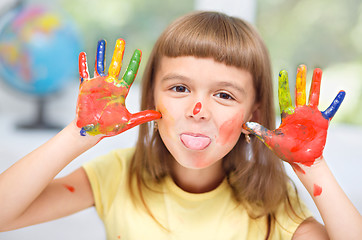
[83,148,312,240]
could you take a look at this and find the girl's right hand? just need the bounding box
[76,38,161,138]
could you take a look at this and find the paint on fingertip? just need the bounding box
[63,184,75,193]
[313,184,322,197]
[193,102,202,115]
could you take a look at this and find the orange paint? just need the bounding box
[313,184,322,197]
[63,184,75,193]
[217,113,243,146]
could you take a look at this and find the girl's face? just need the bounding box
[154,56,257,170]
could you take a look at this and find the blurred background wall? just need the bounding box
[0,0,361,239]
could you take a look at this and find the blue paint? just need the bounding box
[80,127,87,136]
[322,91,346,120]
[96,39,106,76]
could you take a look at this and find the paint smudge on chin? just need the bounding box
[217,113,243,146]
[193,102,202,115]
[63,184,75,193]
[313,184,322,197]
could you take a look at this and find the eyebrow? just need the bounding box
[161,73,191,82]
[161,73,247,97]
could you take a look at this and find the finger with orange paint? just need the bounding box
[244,65,345,170]
[295,64,306,106]
[76,38,161,138]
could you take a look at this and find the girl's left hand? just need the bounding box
[243,65,345,172]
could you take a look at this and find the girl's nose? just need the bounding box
[187,101,209,120]
[193,102,202,115]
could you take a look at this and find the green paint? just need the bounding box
[118,49,141,88]
[278,70,294,117]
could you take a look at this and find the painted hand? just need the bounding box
[76,39,161,137]
[243,65,345,172]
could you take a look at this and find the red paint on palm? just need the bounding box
[76,77,128,132]
[76,76,161,136]
[264,106,328,166]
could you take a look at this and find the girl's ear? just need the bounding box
[241,103,260,135]
[249,104,260,122]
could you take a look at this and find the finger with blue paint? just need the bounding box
[322,91,346,120]
[95,39,106,77]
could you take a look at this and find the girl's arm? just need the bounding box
[244,65,362,239]
[0,38,161,231]
[293,157,361,240]
[0,121,99,231]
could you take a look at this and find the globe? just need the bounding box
[0,5,81,96]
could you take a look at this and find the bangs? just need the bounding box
[156,11,264,73]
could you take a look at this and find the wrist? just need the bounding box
[67,120,103,147]
[293,156,331,197]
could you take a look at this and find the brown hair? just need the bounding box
[128,11,300,237]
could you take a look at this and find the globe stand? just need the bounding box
[17,96,62,130]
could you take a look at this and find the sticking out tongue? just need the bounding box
[180,134,211,150]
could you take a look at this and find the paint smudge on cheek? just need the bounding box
[313,184,322,197]
[156,101,179,142]
[217,114,243,146]
[63,184,75,193]
[193,102,202,115]
[156,101,174,122]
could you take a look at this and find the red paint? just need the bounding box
[264,106,328,167]
[193,102,202,115]
[291,163,305,174]
[63,184,75,193]
[309,69,322,108]
[313,184,322,197]
[76,76,161,136]
[217,113,243,146]
[78,52,89,81]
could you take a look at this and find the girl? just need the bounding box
[0,11,361,239]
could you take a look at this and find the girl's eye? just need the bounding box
[215,92,234,100]
[171,85,190,93]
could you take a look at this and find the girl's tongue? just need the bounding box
[180,133,211,150]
